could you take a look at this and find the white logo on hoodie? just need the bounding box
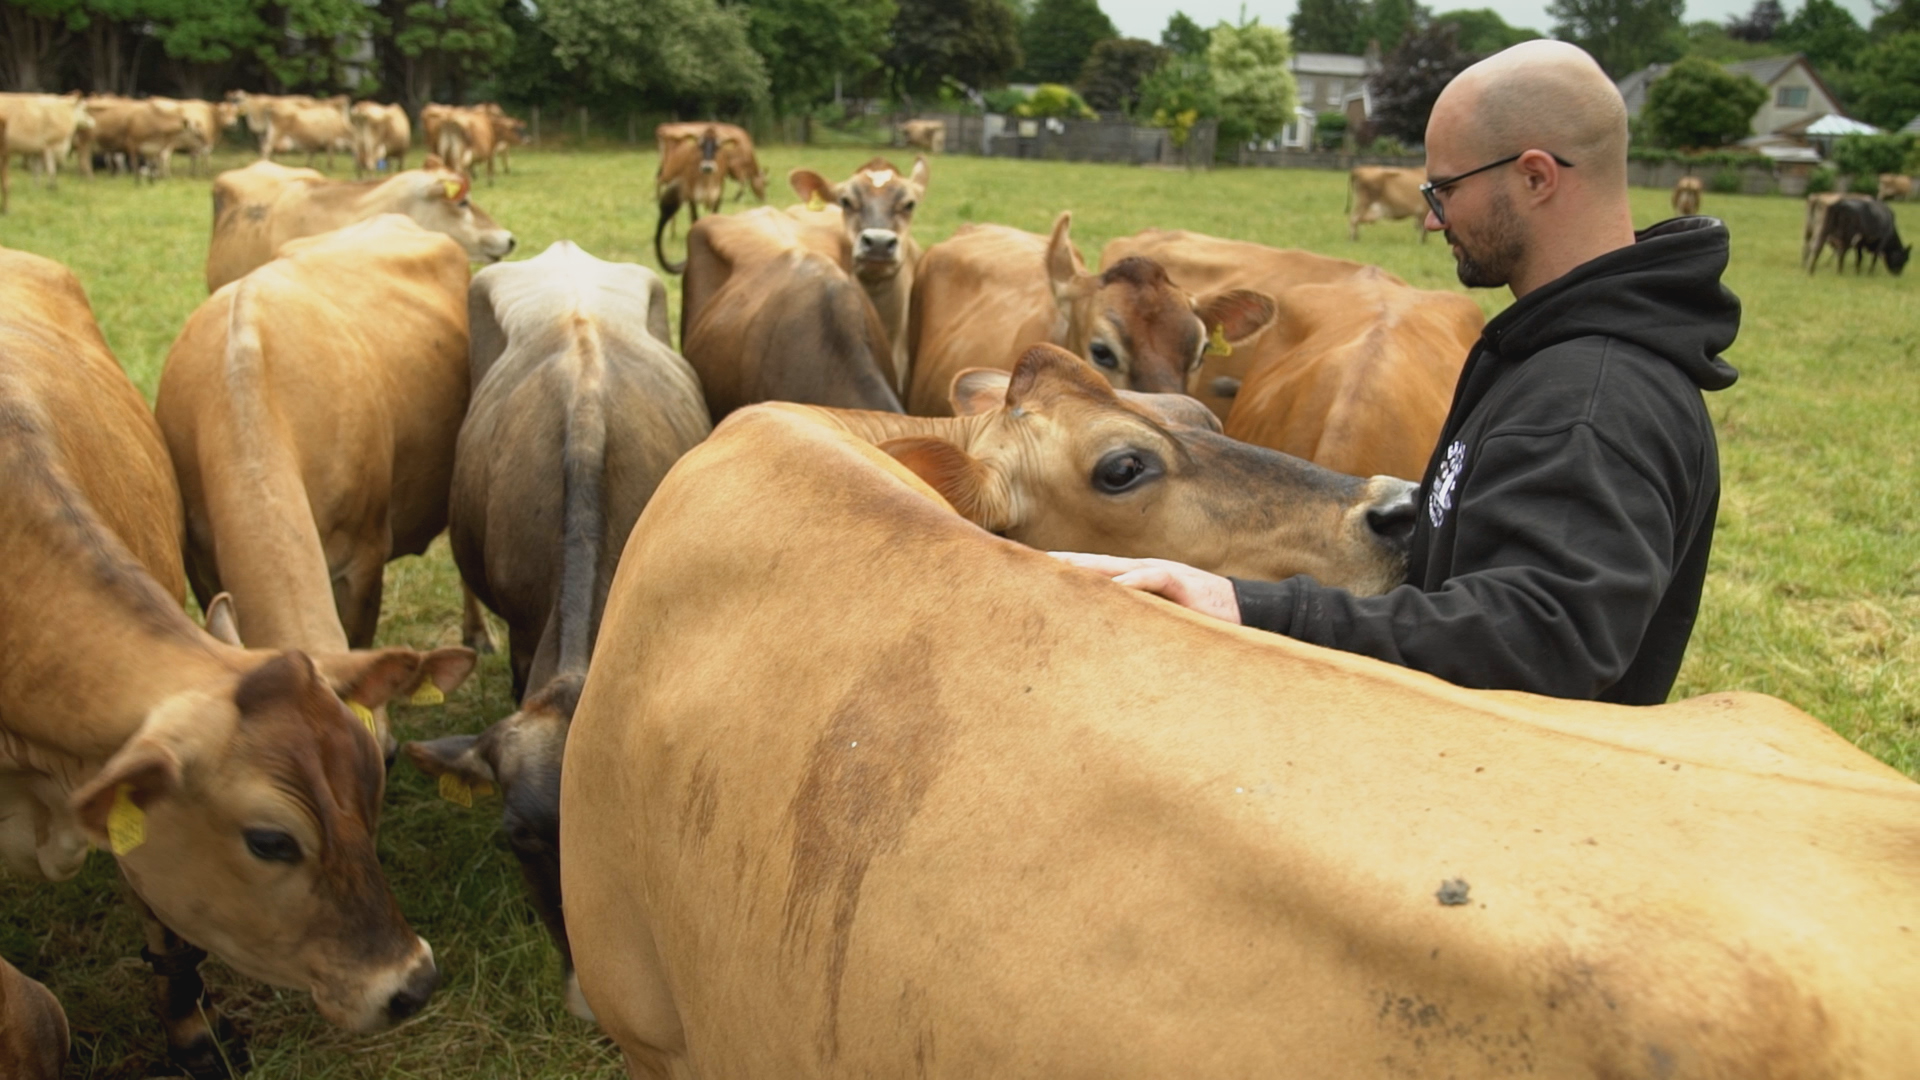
[1428,440,1466,528]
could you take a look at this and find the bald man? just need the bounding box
[1059,41,1740,705]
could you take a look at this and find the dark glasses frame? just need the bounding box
[1420,151,1576,225]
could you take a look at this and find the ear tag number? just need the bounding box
[409,682,445,706]
[1207,324,1232,357]
[348,700,376,736]
[108,784,146,855]
[807,191,825,212]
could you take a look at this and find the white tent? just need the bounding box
[1803,114,1883,137]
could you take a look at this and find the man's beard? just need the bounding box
[1446,191,1527,289]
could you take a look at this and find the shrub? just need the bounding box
[1709,168,1743,193]
[1643,56,1768,149]
[1014,83,1097,119]
[1848,171,1881,194]
[983,87,1030,114]
[1806,165,1836,193]
[1831,133,1918,182]
[1314,110,1348,150]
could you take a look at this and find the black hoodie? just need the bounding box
[1232,217,1741,705]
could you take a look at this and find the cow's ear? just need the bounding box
[311,648,423,710]
[1045,211,1089,300]
[400,647,477,705]
[70,691,235,849]
[909,155,930,192]
[880,437,1011,532]
[789,168,835,206]
[1006,343,1117,407]
[1198,289,1277,346]
[422,153,445,170]
[402,733,498,789]
[204,593,242,646]
[949,368,1013,416]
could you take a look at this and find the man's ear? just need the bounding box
[204,593,241,646]
[1045,211,1088,302]
[1197,289,1277,347]
[879,437,1011,533]
[949,368,1012,416]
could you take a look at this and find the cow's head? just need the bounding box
[880,345,1415,594]
[215,101,241,131]
[401,167,515,262]
[69,650,450,1032]
[1042,212,1276,396]
[1889,239,1911,276]
[402,673,583,1015]
[789,156,929,283]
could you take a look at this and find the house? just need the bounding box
[1616,54,1846,141]
[1278,51,1378,150]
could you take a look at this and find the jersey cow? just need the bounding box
[1,246,447,1075]
[1347,165,1429,242]
[654,126,738,273]
[205,159,514,291]
[681,206,900,415]
[1670,175,1702,216]
[0,958,65,1080]
[560,385,1920,1080]
[157,216,477,756]
[0,92,93,190]
[909,212,1275,415]
[657,121,766,203]
[350,101,411,177]
[78,96,206,180]
[404,240,711,1016]
[789,157,930,394]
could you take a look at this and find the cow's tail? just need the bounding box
[554,334,609,677]
[654,185,687,274]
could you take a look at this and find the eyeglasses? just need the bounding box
[1420,151,1575,226]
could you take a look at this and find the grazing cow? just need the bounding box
[157,216,478,754]
[561,381,1920,1080]
[78,96,206,180]
[0,958,65,1080]
[657,121,766,202]
[0,92,93,189]
[1810,196,1911,276]
[1879,173,1913,201]
[1347,165,1429,241]
[433,106,510,182]
[901,118,946,153]
[404,241,712,1015]
[680,206,900,414]
[350,101,411,177]
[490,110,527,175]
[1671,175,1702,215]
[171,98,237,177]
[653,126,736,273]
[205,159,515,291]
[263,95,354,170]
[1801,192,1854,268]
[910,213,1276,416]
[227,90,309,155]
[789,156,931,393]
[1,245,449,1074]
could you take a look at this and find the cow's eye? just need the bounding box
[838,195,853,209]
[1092,449,1162,494]
[457,199,470,209]
[1089,342,1119,369]
[244,828,303,864]
[900,200,916,213]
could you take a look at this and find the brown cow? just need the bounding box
[1347,165,1429,242]
[562,381,1920,1079]
[1,245,448,1073]
[653,125,737,273]
[680,206,901,415]
[657,121,766,202]
[901,118,946,153]
[404,240,712,1016]
[262,95,353,169]
[1671,175,1703,215]
[157,216,477,755]
[489,110,527,175]
[0,958,65,1080]
[910,213,1276,416]
[1801,191,1854,268]
[350,101,411,177]
[78,96,205,180]
[227,91,310,155]
[1879,173,1913,201]
[0,92,93,189]
[436,105,504,183]
[789,156,931,395]
[205,160,515,291]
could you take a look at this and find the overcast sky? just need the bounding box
[1103,0,1880,44]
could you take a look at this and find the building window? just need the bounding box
[1327,78,1342,103]
[1299,78,1316,105]
[1777,85,1809,108]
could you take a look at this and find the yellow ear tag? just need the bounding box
[409,682,445,706]
[108,784,146,855]
[807,190,825,212]
[1206,323,1232,357]
[348,700,376,736]
[443,180,461,200]
[437,772,473,808]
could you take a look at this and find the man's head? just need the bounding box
[1423,41,1633,295]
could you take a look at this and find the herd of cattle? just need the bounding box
[1,115,1917,1079]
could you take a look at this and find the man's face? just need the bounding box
[1445,188,1528,289]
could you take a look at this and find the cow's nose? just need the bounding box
[857,229,900,260]
[504,235,517,254]
[385,961,440,1023]
[1365,479,1418,550]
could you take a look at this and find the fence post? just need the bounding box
[579,107,588,146]
[531,105,540,146]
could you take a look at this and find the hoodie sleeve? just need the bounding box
[1232,422,1678,699]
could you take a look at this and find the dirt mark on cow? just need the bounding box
[780,632,957,1062]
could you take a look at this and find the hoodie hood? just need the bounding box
[1481,216,1740,392]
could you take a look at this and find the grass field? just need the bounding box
[0,143,1914,1078]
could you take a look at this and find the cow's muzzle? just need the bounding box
[855,229,902,266]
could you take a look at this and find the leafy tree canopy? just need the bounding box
[744,0,896,111]
[1161,10,1210,55]
[1368,20,1477,144]
[1845,31,1920,128]
[1776,0,1867,75]
[1289,0,1367,53]
[1679,20,1781,61]
[1429,8,1541,54]
[1548,0,1686,76]
[1725,0,1785,40]
[544,0,768,107]
[1020,0,1116,83]
[1366,0,1427,50]
[1076,35,1167,113]
[1871,0,1920,34]
[1208,19,1297,142]
[885,0,1020,95]
[1641,54,1767,148]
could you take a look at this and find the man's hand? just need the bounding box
[1048,552,1242,624]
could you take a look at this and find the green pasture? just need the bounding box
[0,145,1914,1078]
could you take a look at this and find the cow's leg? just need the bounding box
[462,584,497,654]
[128,892,249,1078]
[40,147,56,190]
[1348,215,1360,242]
[334,544,388,650]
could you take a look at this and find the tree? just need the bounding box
[147,0,269,97]
[1871,0,1920,34]
[255,0,379,92]
[885,0,1020,97]
[1832,131,1917,176]
[1015,82,1095,117]
[1076,36,1165,113]
[1548,0,1685,77]
[544,0,768,108]
[1161,10,1210,55]
[1368,21,1475,144]
[1020,0,1115,83]
[1641,55,1766,147]
[1725,0,1784,39]
[1289,0,1367,53]
[1846,32,1920,129]
[1679,20,1780,61]
[379,0,516,111]
[1776,0,1867,77]
[743,0,896,112]
[1430,8,1541,54]
[1366,0,1427,50]
[1208,20,1296,143]
[1,0,85,90]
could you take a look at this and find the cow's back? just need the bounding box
[206,161,328,290]
[565,403,1920,1079]
[907,223,1057,415]
[0,958,66,1080]
[0,94,80,153]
